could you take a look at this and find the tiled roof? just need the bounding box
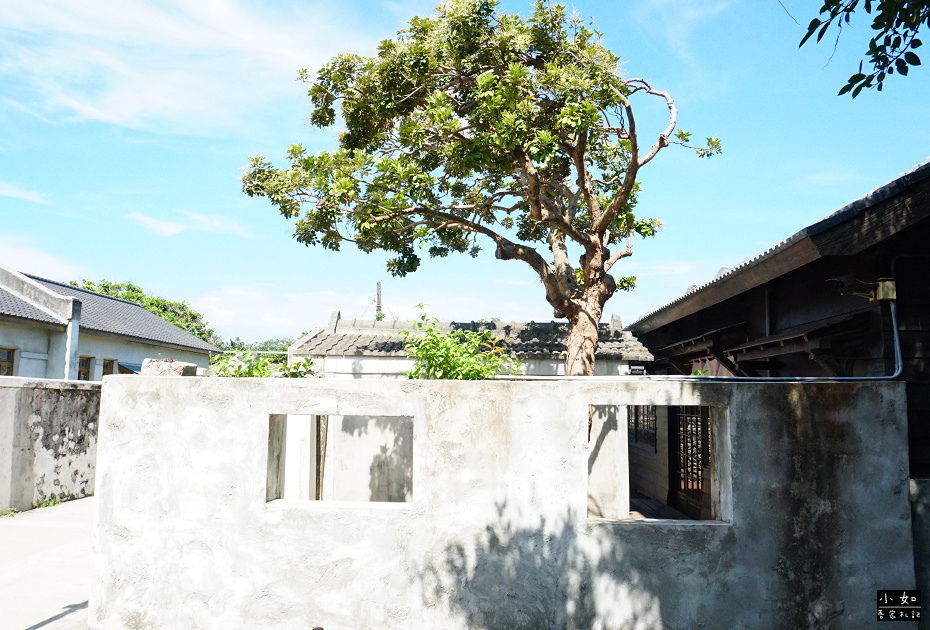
[25,276,219,353]
[292,313,653,362]
[0,287,64,325]
[628,157,930,330]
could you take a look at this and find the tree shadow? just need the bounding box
[417,502,663,630]
[340,415,413,502]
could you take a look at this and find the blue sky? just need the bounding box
[1,0,928,342]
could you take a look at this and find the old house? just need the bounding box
[288,310,653,378]
[626,158,930,480]
[0,263,218,379]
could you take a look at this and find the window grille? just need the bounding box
[627,405,657,451]
[102,359,115,376]
[676,406,709,504]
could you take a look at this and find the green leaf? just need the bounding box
[800,18,822,46]
[905,51,921,65]
[816,22,831,43]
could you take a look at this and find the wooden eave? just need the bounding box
[724,310,872,362]
[629,164,930,336]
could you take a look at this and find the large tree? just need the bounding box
[243,0,719,375]
[801,0,928,96]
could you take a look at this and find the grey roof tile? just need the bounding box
[293,315,653,362]
[25,276,219,353]
[0,287,64,325]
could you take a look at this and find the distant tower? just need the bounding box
[376,282,384,321]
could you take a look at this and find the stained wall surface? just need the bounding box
[0,377,100,511]
[91,377,914,629]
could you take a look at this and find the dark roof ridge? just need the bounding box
[24,274,151,308]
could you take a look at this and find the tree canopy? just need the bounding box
[70,279,219,345]
[801,0,928,96]
[243,0,719,375]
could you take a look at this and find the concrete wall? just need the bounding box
[0,377,100,511]
[627,406,670,503]
[77,332,209,379]
[313,354,628,378]
[912,479,930,630]
[91,377,914,629]
[0,320,54,378]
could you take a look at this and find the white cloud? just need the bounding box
[190,284,373,341]
[177,211,252,238]
[0,181,49,204]
[127,212,186,236]
[127,210,251,237]
[0,235,87,280]
[190,282,559,342]
[0,0,378,133]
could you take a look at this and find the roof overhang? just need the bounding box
[0,312,67,332]
[629,159,930,335]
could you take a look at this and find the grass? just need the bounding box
[32,496,62,509]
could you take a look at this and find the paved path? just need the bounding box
[0,498,93,630]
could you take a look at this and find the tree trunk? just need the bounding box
[565,299,603,376]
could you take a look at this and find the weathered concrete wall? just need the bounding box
[912,479,930,630]
[91,377,914,629]
[0,377,100,511]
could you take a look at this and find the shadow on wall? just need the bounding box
[417,502,663,630]
[340,414,413,502]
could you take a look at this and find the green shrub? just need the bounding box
[277,357,316,378]
[210,351,276,377]
[210,351,315,378]
[401,307,522,380]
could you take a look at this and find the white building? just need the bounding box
[0,263,218,380]
[288,311,653,378]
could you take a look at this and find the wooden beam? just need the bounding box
[734,338,822,362]
[710,350,751,377]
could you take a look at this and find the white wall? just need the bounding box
[0,322,210,381]
[92,377,914,629]
[312,354,629,378]
[0,320,54,379]
[77,333,209,380]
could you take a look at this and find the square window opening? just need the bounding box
[587,404,729,522]
[267,414,413,504]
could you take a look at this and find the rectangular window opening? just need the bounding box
[102,359,115,376]
[0,348,13,376]
[588,404,728,523]
[267,414,413,504]
[77,356,93,381]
